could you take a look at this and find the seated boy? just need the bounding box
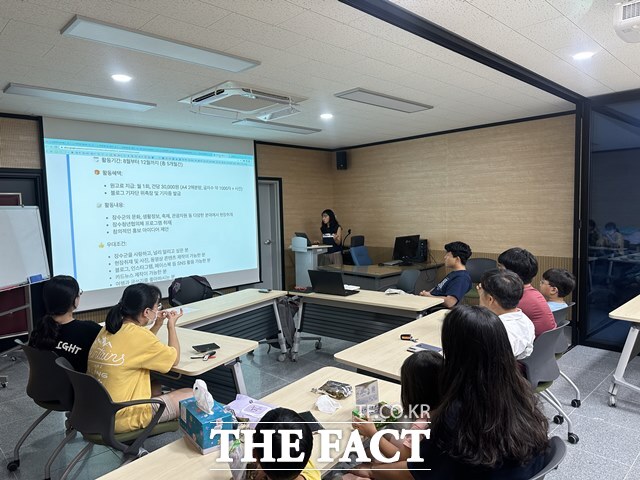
[498,247,555,337]
[478,269,535,359]
[419,241,472,308]
[253,407,319,480]
[539,268,576,312]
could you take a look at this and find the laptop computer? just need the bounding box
[295,232,312,247]
[308,270,360,296]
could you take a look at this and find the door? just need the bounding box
[252,179,283,290]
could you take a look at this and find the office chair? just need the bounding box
[519,326,579,444]
[350,245,373,266]
[168,275,222,306]
[379,269,422,294]
[552,302,580,407]
[463,258,497,303]
[527,436,567,480]
[55,357,179,478]
[6,341,75,480]
[350,235,365,247]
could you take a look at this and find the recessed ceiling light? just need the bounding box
[111,74,132,82]
[572,51,595,60]
[320,113,333,120]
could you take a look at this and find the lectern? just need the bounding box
[291,237,328,287]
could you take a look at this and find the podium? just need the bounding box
[291,237,329,287]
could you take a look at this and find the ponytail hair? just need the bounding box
[29,275,80,350]
[106,283,162,334]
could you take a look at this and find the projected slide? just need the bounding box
[45,138,258,298]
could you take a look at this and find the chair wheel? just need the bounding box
[609,395,617,407]
[553,415,564,425]
[571,399,581,408]
[7,459,19,471]
[0,382,6,388]
[290,353,298,362]
[278,354,286,362]
[568,433,579,444]
[315,341,322,350]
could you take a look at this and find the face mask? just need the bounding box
[147,308,158,323]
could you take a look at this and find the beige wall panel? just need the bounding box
[335,115,575,258]
[0,117,41,169]
[256,144,334,287]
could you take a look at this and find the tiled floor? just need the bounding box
[1,340,640,479]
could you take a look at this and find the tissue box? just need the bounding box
[179,397,235,455]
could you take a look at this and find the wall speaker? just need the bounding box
[336,151,348,170]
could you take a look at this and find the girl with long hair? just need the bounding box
[87,283,192,433]
[28,275,100,373]
[350,305,549,479]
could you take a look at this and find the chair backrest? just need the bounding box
[350,245,373,266]
[528,436,567,480]
[55,357,119,440]
[551,302,575,324]
[169,275,215,306]
[396,269,422,293]
[519,326,563,389]
[465,258,497,283]
[20,341,73,411]
[350,235,365,247]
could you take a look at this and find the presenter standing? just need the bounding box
[320,209,343,266]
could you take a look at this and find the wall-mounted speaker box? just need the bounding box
[336,151,348,170]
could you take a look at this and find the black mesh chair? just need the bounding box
[379,269,423,294]
[350,235,365,247]
[528,436,567,480]
[55,357,179,479]
[520,326,579,444]
[463,258,497,302]
[6,341,76,480]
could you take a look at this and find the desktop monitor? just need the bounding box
[392,235,420,261]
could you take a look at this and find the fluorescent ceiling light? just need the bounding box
[111,74,132,82]
[233,118,321,134]
[61,15,260,72]
[335,88,433,113]
[320,113,334,120]
[256,105,300,121]
[3,83,156,112]
[572,51,595,60]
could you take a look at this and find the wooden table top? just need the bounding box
[157,327,258,376]
[173,289,288,328]
[610,294,640,324]
[97,367,401,480]
[335,310,447,381]
[296,289,443,313]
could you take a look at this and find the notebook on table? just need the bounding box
[308,270,360,296]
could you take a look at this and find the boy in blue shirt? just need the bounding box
[420,241,472,308]
[539,268,575,312]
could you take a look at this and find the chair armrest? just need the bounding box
[113,398,166,410]
[111,398,168,456]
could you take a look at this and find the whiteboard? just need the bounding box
[0,206,50,290]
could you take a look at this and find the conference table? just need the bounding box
[319,262,443,292]
[160,289,288,402]
[291,290,444,360]
[97,367,401,480]
[334,310,446,381]
[607,294,640,407]
[157,327,258,394]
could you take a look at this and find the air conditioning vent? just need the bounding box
[623,1,640,20]
[180,81,305,114]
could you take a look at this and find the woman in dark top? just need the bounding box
[349,305,549,480]
[320,209,342,253]
[28,275,101,373]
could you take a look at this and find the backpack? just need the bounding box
[168,275,214,306]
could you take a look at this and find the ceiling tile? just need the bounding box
[518,16,599,52]
[200,0,305,26]
[117,0,230,28]
[141,15,244,53]
[29,0,157,29]
[468,0,563,29]
[1,0,70,29]
[279,10,374,49]
[285,39,364,67]
[210,13,307,51]
[284,0,367,23]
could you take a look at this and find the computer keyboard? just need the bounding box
[382,260,402,266]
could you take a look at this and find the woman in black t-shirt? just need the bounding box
[320,209,343,266]
[29,275,100,373]
[349,305,549,480]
